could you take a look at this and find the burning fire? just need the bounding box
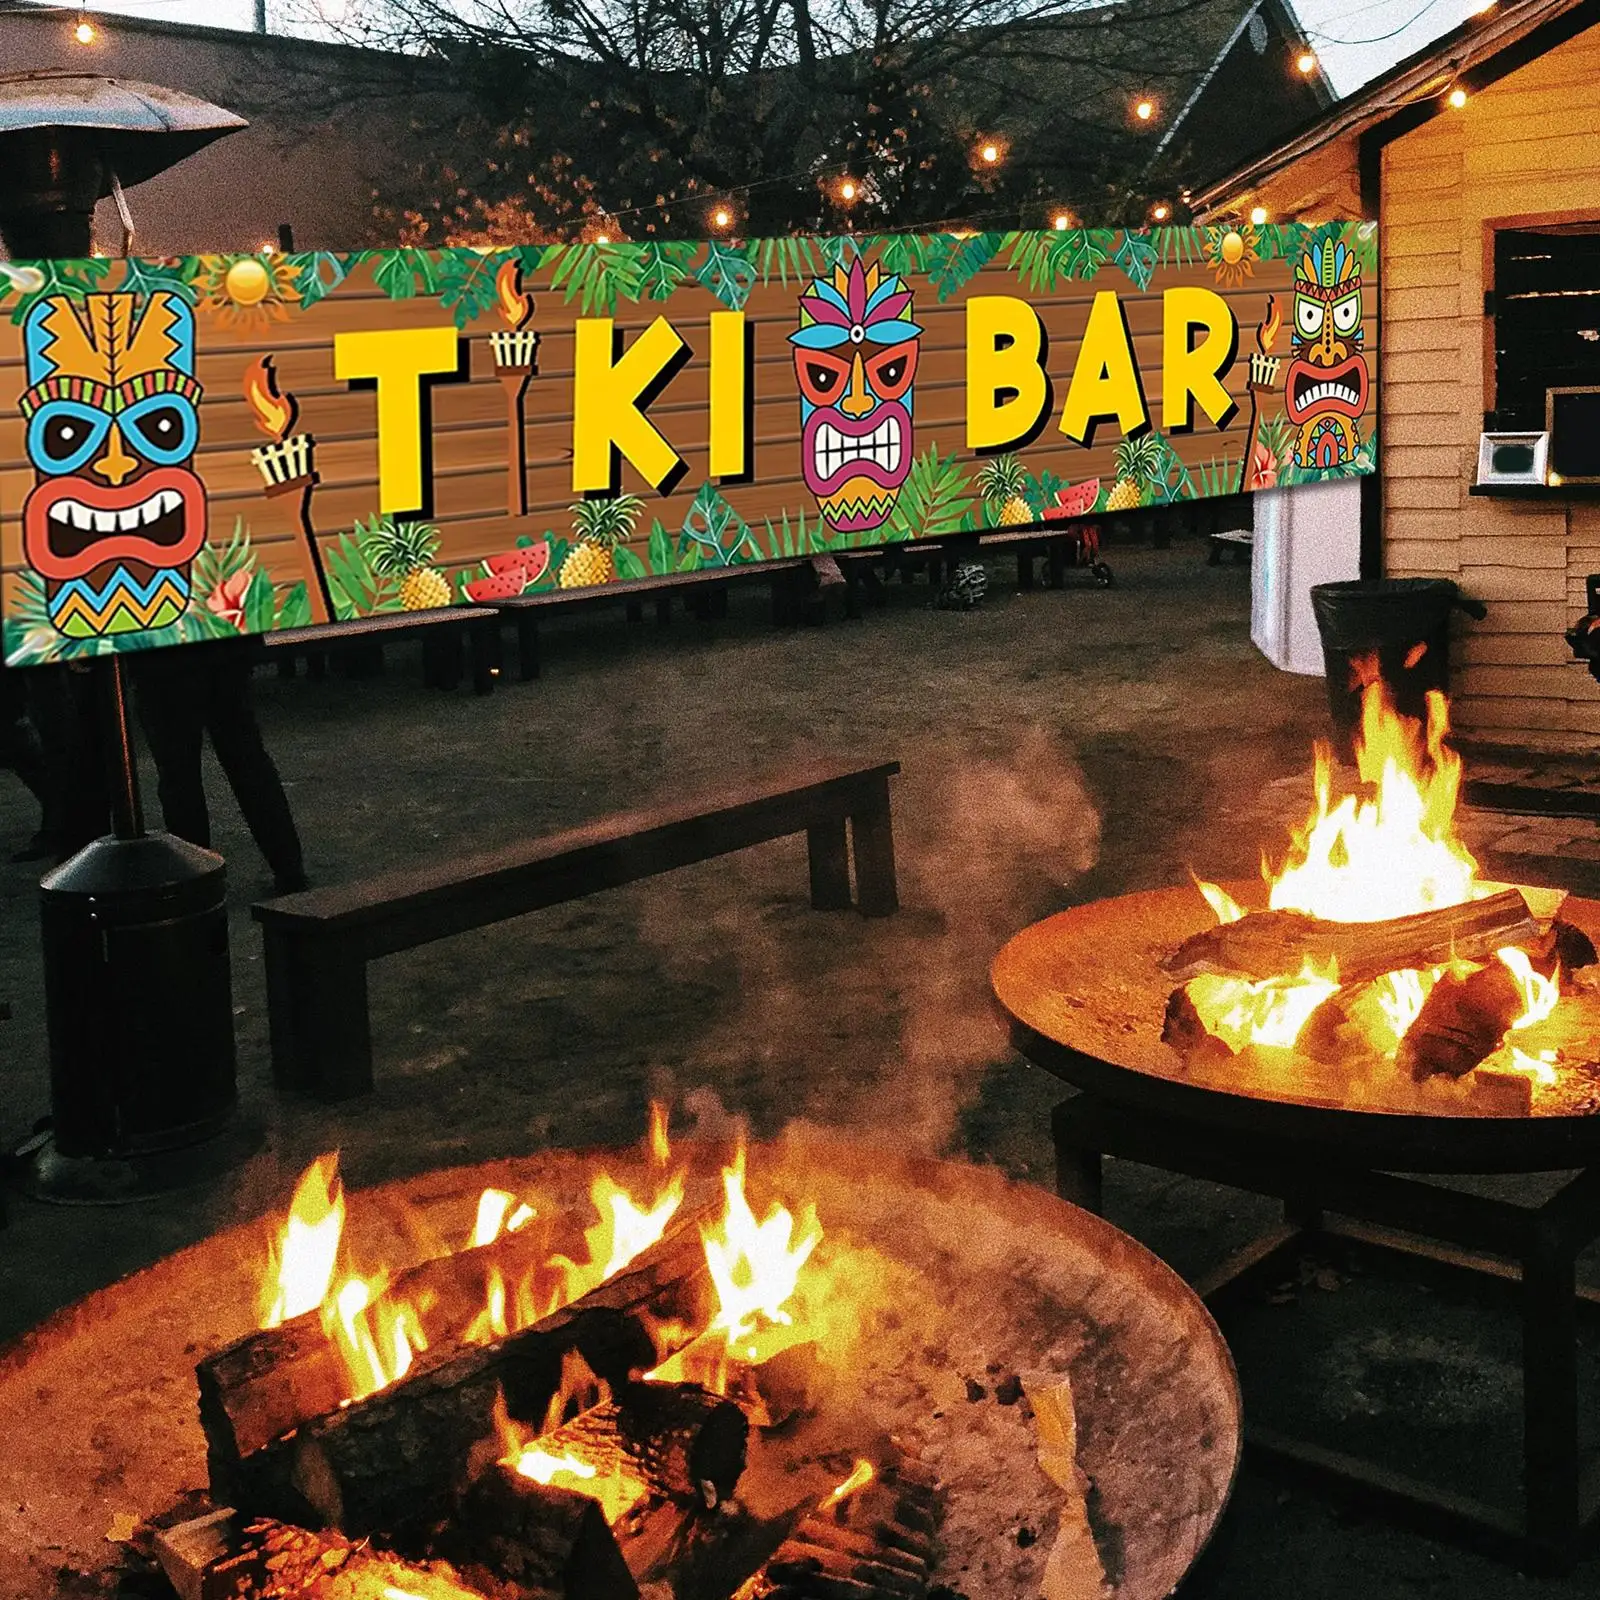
[242,354,298,442]
[822,1459,875,1509]
[1186,675,1565,1081]
[495,260,535,331]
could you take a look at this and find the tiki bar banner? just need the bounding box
[0,223,1377,666]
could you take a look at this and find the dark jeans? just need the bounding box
[0,662,47,808]
[134,647,305,885]
[26,663,109,857]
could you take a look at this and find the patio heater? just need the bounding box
[0,71,256,1202]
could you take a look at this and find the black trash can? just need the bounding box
[40,832,236,1159]
[1309,577,1487,752]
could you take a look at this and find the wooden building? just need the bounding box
[1198,0,1600,750]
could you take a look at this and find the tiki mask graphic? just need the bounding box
[789,258,920,536]
[1284,237,1370,471]
[20,292,207,638]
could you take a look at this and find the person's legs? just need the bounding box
[204,654,306,889]
[134,656,212,849]
[29,664,110,858]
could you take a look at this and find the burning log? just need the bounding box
[532,1380,749,1507]
[429,1462,639,1600]
[1161,888,1548,987]
[746,1340,825,1427]
[152,1509,489,1600]
[1397,961,1525,1081]
[735,1458,943,1600]
[1160,988,1234,1068]
[216,1202,721,1532]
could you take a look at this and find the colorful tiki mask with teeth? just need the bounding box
[20,292,207,638]
[790,258,920,536]
[1284,237,1370,471]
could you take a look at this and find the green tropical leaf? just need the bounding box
[371,249,441,301]
[638,241,700,300]
[1005,230,1108,292]
[116,257,201,302]
[1106,230,1158,292]
[438,248,513,327]
[191,517,256,599]
[291,251,364,308]
[746,236,819,287]
[647,518,675,576]
[274,581,312,629]
[885,447,975,542]
[694,242,757,310]
[676,541,705,574]
[326,528,402,620]
[820,236,862,271]
[241,571,278,634]
[678,482,759,566]
[545,243,648,315]
[930,233,1004,301]
[614,545,649,582]
[1158,226,1206,268]
[5,257,113,324]
[873,234,941,281]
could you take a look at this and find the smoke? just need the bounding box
[641,727,1101,1157]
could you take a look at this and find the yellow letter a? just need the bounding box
[1059,292,1149,447]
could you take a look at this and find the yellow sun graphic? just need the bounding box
[1203,223,1259,288]
[194,253,302,327]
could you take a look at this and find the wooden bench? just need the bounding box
[252,757,901,1100]
[489,563,810,680]
[268,607,502,694]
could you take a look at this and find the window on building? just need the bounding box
[1491,226,1600,429]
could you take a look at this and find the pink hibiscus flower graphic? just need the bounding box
[206,569,252,630]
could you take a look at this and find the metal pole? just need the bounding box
[103,654,144,840]
[255,0,268,34]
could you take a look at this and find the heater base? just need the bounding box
[18,1114,263,1207]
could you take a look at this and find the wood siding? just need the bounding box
[1378,25,1600,748]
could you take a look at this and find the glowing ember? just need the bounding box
[650,1100,671,1167]
[822,1458,875,1508]
[261,1153,345,1328]
[493,1383,646,1526]
[471,1188,516,1247]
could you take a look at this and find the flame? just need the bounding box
[1183,675,1527,1066]
[1257,294,1281,354]
[822,1459,875,1509]
[552,1170,684,1305]
[471,1189,515,1248]
[1507,1046,1560,1087]
[261,1153,345,1328]
[1187,960,1340,1051]
[492,1382,644,1526]
[463,1268,509,1345]
[1268,680,1479,924]
[649,1100,671,1167]
[242,354,297,441]
[1500,947,1559,1031]
[495,260,535,330]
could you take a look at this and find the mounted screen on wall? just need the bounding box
[1,222,1378,666]
[1547,387,1600,484]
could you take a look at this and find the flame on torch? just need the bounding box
[243,355,298,442]
[1257,294,1281,356]
[495,260,535,331]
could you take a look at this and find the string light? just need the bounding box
[259,241,277,256]
[1151,202,1170,222]
[1250,205,1268,225]
[1448,85,1468,108]
[1296,51,1317,74]
[838,179,857,202]
[74,8,95,45]
[595,234,611,244]
[1134,99,1155,122]
[1052,212,1073,231]
[712,207,732,228]
[979,142,1000,164]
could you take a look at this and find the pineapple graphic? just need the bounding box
[561,494,643,588]
[976,454,1033,526]
[1106,434,1165,512]
[367,517,452,611]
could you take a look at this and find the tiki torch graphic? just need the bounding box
[1240,294,1282,492]
[244,354,334,622]
[490,260,539,516]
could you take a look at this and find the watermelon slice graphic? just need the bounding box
[1041,479,1100,522]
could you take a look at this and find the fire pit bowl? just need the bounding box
[0,1131,1238,1600]
[993,885,1600,1173]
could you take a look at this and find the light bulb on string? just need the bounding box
[1052,212,1073,231]
[75,10,96,44]
[838,179,857,202]
[1250,206,1268,225]
[1151,202,1170,222]
[1448,85,1468,108]
[979,142,1001,164]
[712,207,732,229]
[1134,99,1155,122]
[1296,51,1317,75]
